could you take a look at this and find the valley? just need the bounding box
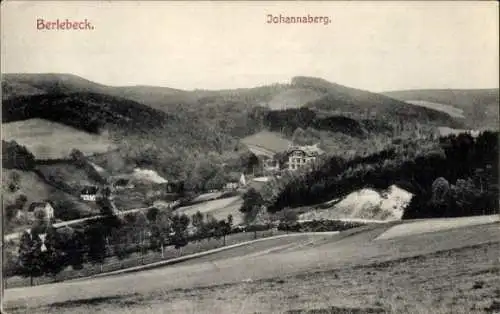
[2,73,498,314]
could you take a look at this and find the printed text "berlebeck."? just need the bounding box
[37,19,94,30]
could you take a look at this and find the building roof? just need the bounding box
[28,201,51,212]
[241,131,292,156]
[287,144,324,157]
[81,185,99,195]
[113,178,130,186]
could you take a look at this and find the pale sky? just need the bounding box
[1,1,498,91]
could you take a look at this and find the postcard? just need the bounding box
[1,1,499,313]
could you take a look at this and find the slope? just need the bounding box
[2,119,114,159]
[293,76,464,127]
[3,73,465,129]
[383,89,499,129]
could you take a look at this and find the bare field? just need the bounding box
[4,220,499,314]
[176,196,244,225]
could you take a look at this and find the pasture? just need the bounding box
[176,196,244,225]
[2,118,115,159]
[4,217,499,313]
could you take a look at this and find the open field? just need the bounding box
[404,100,465,118]
[4,217,499,313]
[175,195,244,225]
[2,118,115,159]
[4,229,285,289]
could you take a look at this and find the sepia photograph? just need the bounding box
[1,1,499,313]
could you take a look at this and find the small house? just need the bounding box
[28,201,55,221]
[80,185,99,201]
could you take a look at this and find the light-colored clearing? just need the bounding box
[131,168,168,184]
[2,119,115,159]
[376,214,499,240]
[438,126,481,137]
[405,100,465,118]
[300,185,413,222]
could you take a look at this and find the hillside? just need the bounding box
[291,77,464,127]
[3,74,464,128]
[2,92,171,133]
[1,73,109,98]
[2,168,101,233]
[2,119,115,159]
[2,73,469,183]
[383,89,499,129]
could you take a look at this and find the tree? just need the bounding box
[216,218,232,246]
[431,177,450,204]
[66,228,85,270]
[150,210,172,257]
[18,231,44,286]
[146,207,160,222]
[170,214,190,253]
[135,211,150,255]
[70,148,85,167]
[8,171,21,192]
[281,209,298,233]
[191,211,205,239]
[43,226,66,281]
[2,140,36,170]
[85,224,107,270]
[240,188,264,213]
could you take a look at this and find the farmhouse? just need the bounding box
[286,144,324,171]
[28,201,55,220]
[80,185,99,201]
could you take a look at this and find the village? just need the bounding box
[5,139,325,247]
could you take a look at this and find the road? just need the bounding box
[4,192,235,241]
[4,206,152,242]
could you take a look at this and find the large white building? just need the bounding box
[286,144,324,171]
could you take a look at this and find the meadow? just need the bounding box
[4,217,499,313]
[2,119,115,160]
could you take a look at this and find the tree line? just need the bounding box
[241,131,498,219]
[12,207,235,286]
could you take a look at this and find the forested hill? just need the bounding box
[2,92,232,153]
[293,77,465,128]
[3,73,465,129]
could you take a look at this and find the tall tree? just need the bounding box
[191,211,205,240]
[150,210,172,257]
[85,224,107,271]
[170,214,190,253]
[43,226,66,281]
[18,231,44,286]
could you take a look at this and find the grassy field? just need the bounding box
[404,100,465,119]
[175,196,244,225]
[4,229,285,289]
[2,119,115,159]
[4,218,499,313]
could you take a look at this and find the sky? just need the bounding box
[1,1,499,92]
